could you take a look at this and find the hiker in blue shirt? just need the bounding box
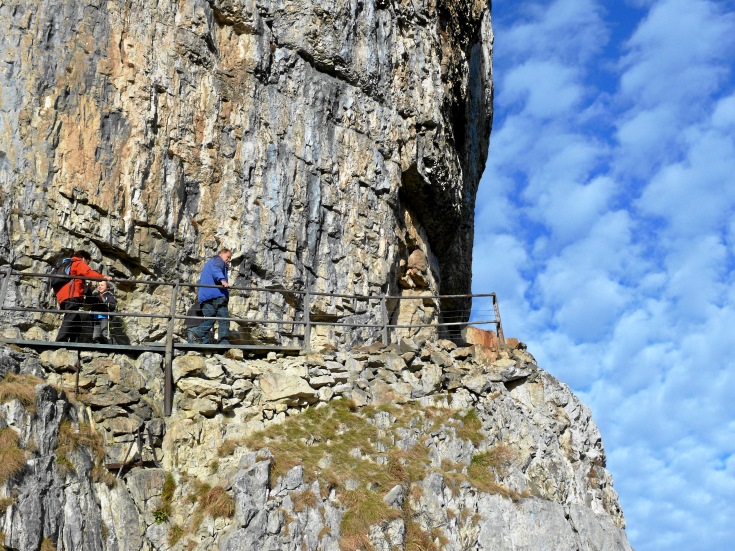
[188,248,232,345]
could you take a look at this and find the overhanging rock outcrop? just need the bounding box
[0,340,632,550]
[1,0,493,339]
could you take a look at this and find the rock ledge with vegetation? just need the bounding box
[0,337,632,550]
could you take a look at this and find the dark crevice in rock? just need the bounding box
[295,48,383,104]
[503,377,528,392]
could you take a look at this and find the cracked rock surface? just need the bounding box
[1,340,632,550]
[1,0,493,342]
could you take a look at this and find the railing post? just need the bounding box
[0,264,13,311]
[75,350,81,398]
[303,287,311,353]
[380,296,388,345]
[164,281,179,417]
[493,293,505,345]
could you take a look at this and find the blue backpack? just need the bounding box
[49,257,74,293]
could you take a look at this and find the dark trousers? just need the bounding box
[189,296,230,344]
[56,298,85,342]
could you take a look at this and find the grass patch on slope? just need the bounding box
[219,398,522,547]
[0,373,43,412]
[55,420,114,485]
[0,428,26,484]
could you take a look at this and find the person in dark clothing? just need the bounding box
[89,280,117,343]
[188,248,232,345]
[54,250,111,343]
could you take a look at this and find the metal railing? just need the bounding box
[0,265,504,415]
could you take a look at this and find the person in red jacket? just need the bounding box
[55,250,111,343]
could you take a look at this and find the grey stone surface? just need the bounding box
[1,336,633,550]
[0,0,492,348]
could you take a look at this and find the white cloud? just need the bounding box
[711,92,735,128]
[619,0,735,107]
[477,1,735,550]
[501,0,608,64]
[636,126,735,238]
[530,176,615,246]
[471,232,531,330]
[503,61,585,118]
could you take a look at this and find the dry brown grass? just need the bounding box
[181,478,235,537]
[55,421,111,484]
[168,525,184,546]
[292,489,319,512]
[340,489,401,546]
[0,373,43,411]
[0,428,26,484]
[0,496,15,513]
[488,443,515,467]
[405,520,441,551]
[217,439,239,457]
[339,532,374,551]
[56,421,104,462]
[453,409,484,446]
[228,399,519,544]
[40,538,56,551]
[162,472,176,505]
[199,485,235,519]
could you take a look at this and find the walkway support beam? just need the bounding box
[164,281,179,416]
[380,296,388,345]
[0,264,12,310]
[303,287,311,353]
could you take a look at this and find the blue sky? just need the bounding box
[471,0,735,549]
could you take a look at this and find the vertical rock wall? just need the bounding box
[0,0,493,336]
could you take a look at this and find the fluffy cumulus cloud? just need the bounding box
[473,1,735,549]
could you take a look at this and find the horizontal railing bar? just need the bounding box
[9,271,497,303]
[298,321,385,329]
[390,320,499,329]
[10,271,175,286]
[0,338,301,354]
[384,292,496,300]
[294,289,382,300]
[0,306,307,326]
[174,315,305,326]
[1,306,171,320]
[177,281,307,294]
[0,306,498,330]
[0,306,498,328]
[0,338,166,352]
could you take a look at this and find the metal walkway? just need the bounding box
[0,338,301,355]
[0,265,503,416]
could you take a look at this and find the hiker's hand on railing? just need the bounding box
[221,281,231,288]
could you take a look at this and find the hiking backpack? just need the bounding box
[49,257,74,293]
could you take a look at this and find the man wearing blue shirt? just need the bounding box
[188,248,232,344]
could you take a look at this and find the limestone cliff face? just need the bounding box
[1,0,492,332]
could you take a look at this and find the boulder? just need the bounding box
[260,373,317,403]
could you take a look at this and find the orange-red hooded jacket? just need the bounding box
[54,257,106,304]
